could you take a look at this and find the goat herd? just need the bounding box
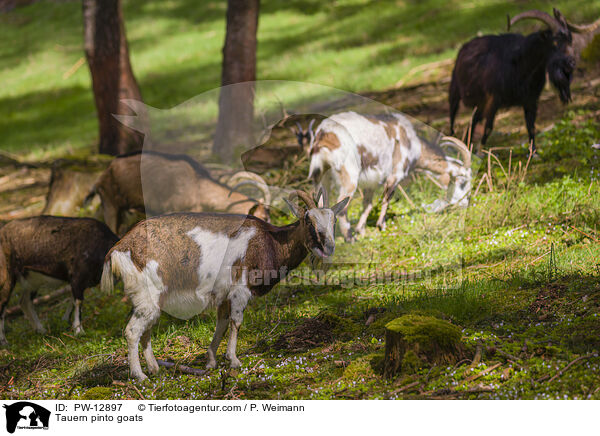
[0,8,597,381]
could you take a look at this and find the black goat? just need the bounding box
[449,9,584,154]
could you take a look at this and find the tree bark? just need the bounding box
[213,0,260,163]
[83,0,144,156]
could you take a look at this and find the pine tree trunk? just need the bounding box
[83,0,144,156]
[213,0,260,163]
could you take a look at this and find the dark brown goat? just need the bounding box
[449,9,597,154]
[86,151,271,235]
[0,216,118,343]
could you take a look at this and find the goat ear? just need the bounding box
[284,198,303,219]
[331,197,350,216]
[315,186,324,208]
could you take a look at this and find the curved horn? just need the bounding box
[308,119,316,133]
[296,122,303,134]
[291,190,317,210]
[508,9,561,33]
[228,171,272,205]
[564,15,600,34]
[440,136,471,168]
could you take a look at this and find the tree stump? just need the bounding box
[383,314,464,378]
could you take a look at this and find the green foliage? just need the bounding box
[581,34,600,62]
[316,310,361,340]
[81,387,114,400]
[386,315,462,349]
[1,0,599,156]
[2,0,600,400]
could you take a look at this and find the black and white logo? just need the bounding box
[3,402,50,433]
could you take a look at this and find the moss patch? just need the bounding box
[316,311,361,340]
[383,314,465,378]
[81,387,113,400]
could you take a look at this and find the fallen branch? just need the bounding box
[397,185,416,209]
[528,250,551,266]
[570,226,599,243]
[112,380,145,399]
[157,359,208,376]
[464,362,501,383]
[468,343,482,369]
[547,354,594,384]
[6,286,70,317]
[386,381,421,398]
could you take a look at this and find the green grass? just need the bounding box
[2,0,600,400]
[2,108,600,399]
[2,0,600,157]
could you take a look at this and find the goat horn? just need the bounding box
[291,190,317,210]
[564,16,600,34]
[440,136,471,168]
[508,10,561,34]
[296,122,303,133]
[228,171,272,205]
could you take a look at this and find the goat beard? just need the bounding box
[308,252,330,278]
[548,54,574,104]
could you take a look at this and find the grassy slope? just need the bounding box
[1,0,600,157]
[1,0,600,400]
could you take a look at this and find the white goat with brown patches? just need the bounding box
[308,111,472,241]
[101,189,348,381]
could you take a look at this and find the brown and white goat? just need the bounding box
[0,216,118,343]
[101,189,349,381]
[86,151,271,235]
[308,111,472,241]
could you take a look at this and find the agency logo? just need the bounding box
[2,402,50,434]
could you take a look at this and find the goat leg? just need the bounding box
[355,189,374,236]
[524,104,537,154]
[225,286,250,369]
[18,279,46,335]
[376,176,400,231]
[206,301,230,369]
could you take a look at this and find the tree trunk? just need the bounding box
[83,0,144,156]
[213,0,260,163]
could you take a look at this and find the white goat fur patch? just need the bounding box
[309,111,422,189]
[110,227,256,319]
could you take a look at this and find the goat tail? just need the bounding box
[100,256,114,294]
[307,153,324,184]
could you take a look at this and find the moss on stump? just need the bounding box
[383,314,464,378]
[81,387,113,400]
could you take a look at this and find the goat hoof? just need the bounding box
[228,358,242,369]
[376,222,386,232]
[35,327,47,335]
[343,233,356,243]
[132,373,148,382]
[205,361,217,370]
[73,326,85,336]
[0,339,8,348]
[148,364,160,375]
